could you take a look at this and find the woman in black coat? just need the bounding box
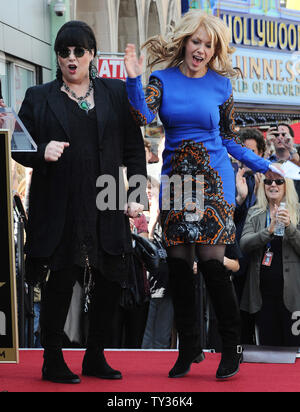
[13,21,147,384]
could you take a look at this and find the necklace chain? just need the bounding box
[63,80,93,112]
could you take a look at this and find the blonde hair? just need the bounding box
[142,10,238,78]
[250,164,300,226]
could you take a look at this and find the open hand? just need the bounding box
[266,127,277,144]
[254,173,262,196]
[124,44,144,78]
[268,164,285,178]
[236,168,248,205]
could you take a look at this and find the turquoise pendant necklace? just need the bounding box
[63,80,93,112]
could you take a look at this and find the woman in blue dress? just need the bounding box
[125,11,280,380]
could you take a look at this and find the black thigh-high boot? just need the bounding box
[82,271,122,379]
[199,259,243,379]
[40,267,81,384]
[167,257,205,378]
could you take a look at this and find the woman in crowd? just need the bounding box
[124,10,281,379]
[13,21,146,384]
[240,166,300,347]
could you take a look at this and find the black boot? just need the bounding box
[167,258,205,378]
[82,271,123,379]
[216,345,243,379]
[42,349,81,384]
[199,259,243,380]
[82,347,122,380]
[168,335,205,378]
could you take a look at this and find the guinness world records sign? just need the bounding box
[0,129,19,363]
[218,10,300,107]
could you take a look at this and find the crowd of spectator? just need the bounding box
[18,123,300,351]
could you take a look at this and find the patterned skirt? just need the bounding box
[160,141,236,247]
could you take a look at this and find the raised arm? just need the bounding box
[125,44,162,126]
[126,76,162,126]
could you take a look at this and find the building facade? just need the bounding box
[0,0,182,105]
[75,0,182,55]
[0,0,53,110]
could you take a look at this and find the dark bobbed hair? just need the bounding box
[54,20,97,57]
[278,123,295,138]
[239,127,266,157]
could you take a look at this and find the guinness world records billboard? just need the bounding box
[220,11,300,107]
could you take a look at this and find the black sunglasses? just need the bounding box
[57,47,89,59]
[273,132,287,138]
[264,179,285,186]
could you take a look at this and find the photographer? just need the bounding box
[266,124,300,200]
[266,124,299,163]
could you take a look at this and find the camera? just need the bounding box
[54,0,66,16]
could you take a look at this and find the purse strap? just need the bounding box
[82,244,94,313]
[153,231,164,248]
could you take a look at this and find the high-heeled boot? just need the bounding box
[199,259,243,379]
[167,257,205,378]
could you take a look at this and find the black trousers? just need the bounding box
[40,265,122,350]
[106,303,149,349]
[255,295,300,347]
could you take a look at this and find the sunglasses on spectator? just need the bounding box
[264,179,285,186]
[57,47,89,58]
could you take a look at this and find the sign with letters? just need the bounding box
[0,130,19,363]
[218,12,300,105]
[231,47,300,105]
[98,57,127,81]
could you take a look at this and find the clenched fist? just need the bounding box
[44,141,70,162]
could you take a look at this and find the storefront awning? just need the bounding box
[235,111,300,129]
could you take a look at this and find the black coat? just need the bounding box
[13,78,147,259]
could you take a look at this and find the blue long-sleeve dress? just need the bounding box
[126,67,271,247]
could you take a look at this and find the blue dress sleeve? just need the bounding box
[126,75,162,126]
[219,80,271,174]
